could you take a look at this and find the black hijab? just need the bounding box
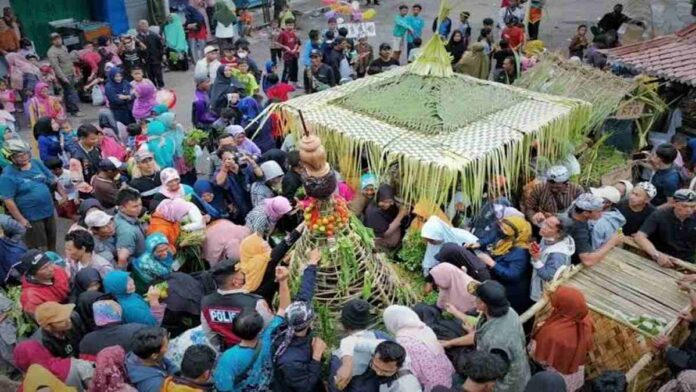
[159,272,204,315]
[362,184,398,236]
[524,371,567,392]
[75,267,102,295]
[446,31,468,64]
[209,65,245,114]
[32,117,54,140]
[76,291,112,332]
[260,149,288,170]
[77,198,104,229]
[435,243,491,282]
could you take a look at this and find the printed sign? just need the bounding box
[337,22,377,38]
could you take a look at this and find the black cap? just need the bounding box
[341,299,373,329]
[98,158,124,171]
[474,280,510,317]
[379,43,392,51]
[310,49,323,58]
[211,259,241,278]
[21,250,50,276]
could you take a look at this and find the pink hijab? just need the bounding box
[5,52,40,90]
[158,168,184,199]
[132,81,157,120]
[430,262,477,313]
[156,198,194,222]
[263,196,292,221]
[32,82,59,118]
[89,346,136,392]
[203,219,252,265]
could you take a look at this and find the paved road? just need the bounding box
[20,0,620,250]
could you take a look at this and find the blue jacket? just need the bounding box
[38,134,63,163]
[491,247,532,314]
[125,351,178,392]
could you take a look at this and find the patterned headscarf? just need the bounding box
[635,181,657,200]
[274,301,315,360]
[89,345,134,392]
[93,300,123,327]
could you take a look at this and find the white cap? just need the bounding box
[590,186,621,204]
[204,45,218,55]
[260,161,284,181]
[85,210,113,228]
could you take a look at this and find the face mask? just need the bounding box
[237,52,248,58]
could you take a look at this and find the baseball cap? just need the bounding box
[379,43,392,51]
[85,210,113,229]
[674,189,696,203]
[310,49,323,58]
[590,186,621,204]
[134,149,154,163]
[575,193,605,212]
[49,32,61,40]
[204,45,218,55]
[471,280,510,317]
[20,250,51,276]
[98,157,125,171]
[35,302,75,328]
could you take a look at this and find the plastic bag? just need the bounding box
[91,85,105,106]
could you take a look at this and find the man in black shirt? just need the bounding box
[568,193,622,266]
[72,124,102,183]
[35,302,85,358]
[308,50,336,93]
[598,4,644,34]
[137,20,165,88]
[636,189,696,265]
[325,37,347,83]
[119,34,146,79]
[616,181,656,236]
[368,43,400,75]
[129,150,162,209]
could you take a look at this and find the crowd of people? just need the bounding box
[0,0,695,392]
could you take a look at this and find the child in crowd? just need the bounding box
[269,20,283,65]
[264,74,295,102]
[59,117,79,158]
[231,60,259,96]
[408,37,423,63]
[0,79,16,116]
[38,64,60,96]
[220,47,238,66]
[279,4,295,29]
[238,8,253,37]
[262,61,278,93]
[45,157,78,219]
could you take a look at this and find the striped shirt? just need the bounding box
[523,182,584,221]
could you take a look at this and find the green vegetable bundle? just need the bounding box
[397,229,427,273]
[183,129,208,166]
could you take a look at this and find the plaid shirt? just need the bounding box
[523,182,584,221]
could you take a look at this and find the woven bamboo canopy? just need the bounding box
[514,53,637,132]
[275,59,591,208]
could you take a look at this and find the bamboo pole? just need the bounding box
[622,237,696,273]
[520,264,585,323]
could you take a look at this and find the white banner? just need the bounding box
[336,22,377,38]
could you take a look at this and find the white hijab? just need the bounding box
[383,305,443,355]
[421,216,477,276]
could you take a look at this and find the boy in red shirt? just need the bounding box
[277,19,301,86]
[502,16,525,51]
[265,74,296,102]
